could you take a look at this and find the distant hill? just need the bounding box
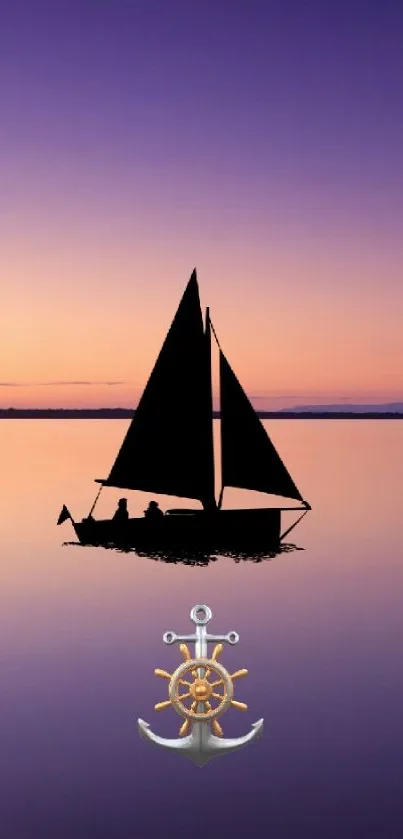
[283,401,403,413]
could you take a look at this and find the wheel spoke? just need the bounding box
[179,719,190,737]
[154,700,172,711]
[212,643,223,661]
[230,699,248,711]
[179,644,191,661]
[154,668,172,680]
[212,719,223,737]
[212,692,225,701]
[178,691,192,701]
[209,679,224,688]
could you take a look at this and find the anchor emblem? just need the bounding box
[137,604,264,766]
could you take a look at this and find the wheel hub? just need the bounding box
[191,679,213,702]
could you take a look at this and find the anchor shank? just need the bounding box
[195,626,207,704]
[195,625,206,658]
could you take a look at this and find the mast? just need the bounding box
[204,308,217,511]
[207,319,224,509]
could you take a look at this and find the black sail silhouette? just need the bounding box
[103,271,215,506]
[219,351,304,502]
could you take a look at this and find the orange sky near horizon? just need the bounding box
[2,220,402,410]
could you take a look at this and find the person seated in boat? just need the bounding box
[144,500,164,520]
[112,497,129,523]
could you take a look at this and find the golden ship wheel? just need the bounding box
[155,642,248,738]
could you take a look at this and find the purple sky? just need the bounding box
[1,1,402,408]
[3,1,403,201]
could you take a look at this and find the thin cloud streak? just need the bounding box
[45,381,125,386]
[0,380,125,387]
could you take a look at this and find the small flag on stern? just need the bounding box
[57,505,71,525]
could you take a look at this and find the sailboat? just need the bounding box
[58,270,310,551]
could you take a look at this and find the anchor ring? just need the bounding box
[190,605,212,625]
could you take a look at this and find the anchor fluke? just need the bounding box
[137,716,264,767]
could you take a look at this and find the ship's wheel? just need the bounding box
[154,642,248,737]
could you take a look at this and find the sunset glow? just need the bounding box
[1,3,402,410]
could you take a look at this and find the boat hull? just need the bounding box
[72,507,283,552]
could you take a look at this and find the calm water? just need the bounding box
[0,420,402,838]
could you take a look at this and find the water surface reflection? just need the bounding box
[0,420,402,839]
[64,540,303,565]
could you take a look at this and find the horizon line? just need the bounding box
[1,407,403,419]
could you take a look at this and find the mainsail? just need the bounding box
[103,270,215,506]
[219,351,304,503]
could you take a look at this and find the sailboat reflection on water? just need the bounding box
[62,541,304,566]
[58,270,311,552]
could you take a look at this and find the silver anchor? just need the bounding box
[137,604,264,767]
